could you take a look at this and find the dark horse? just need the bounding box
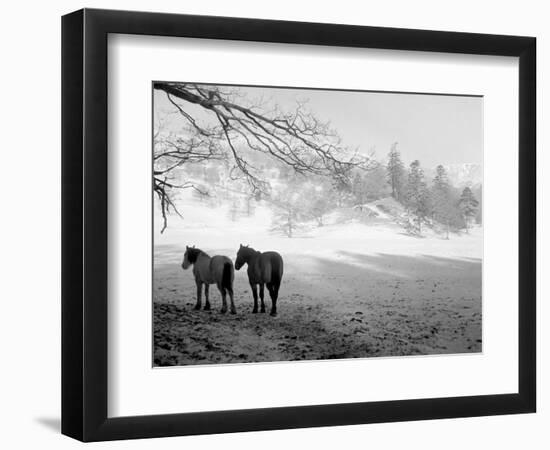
[234,244,284,316]
[182,246,236,314]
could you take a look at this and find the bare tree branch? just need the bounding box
[153,82,376,230]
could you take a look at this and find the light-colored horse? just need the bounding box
[182,246,236,314]
[235,244,283,316]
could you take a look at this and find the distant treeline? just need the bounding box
[184,143,481,239]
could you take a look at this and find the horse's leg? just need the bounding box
[268,283,278,317]
[204,283,211,311]
[219,284,228,314]
[194,281,202,310]
[259,284,266,313]
[250,283,259,313]
[227,285,236,315]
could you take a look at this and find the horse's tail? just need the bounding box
[222,261,233,292]
[270,253,284,290]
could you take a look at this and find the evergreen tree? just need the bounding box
[386,142,406,202]
[472,184,483,224]
[431,165,452,239]
[331,175,353,207]
[351,172,369,205]
[405,160,431,234]
[364,164,390,202]
[458,187,479,232]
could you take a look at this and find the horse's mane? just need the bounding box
[239,246,260,258]
[186,247,208,263]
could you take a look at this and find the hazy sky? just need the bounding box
[155,85,483,168]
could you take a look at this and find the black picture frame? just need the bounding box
[61,8,536,442]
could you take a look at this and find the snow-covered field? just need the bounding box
[153,195,482,366]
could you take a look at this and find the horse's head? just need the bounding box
[182,245,197,270]
[235,244,250,270]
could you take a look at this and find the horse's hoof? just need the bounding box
[252,309,258,314]
[220,309,227,314]
[194,304,201,310]
[270,311,277,317]
[230,309,237,315]
[260,308,266,313]
[204,305,211,311]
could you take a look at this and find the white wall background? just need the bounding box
[0,0,546,448]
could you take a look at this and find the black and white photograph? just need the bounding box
[152,82,483,367]
[1,1,542,447]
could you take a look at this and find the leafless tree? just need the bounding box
[153,82,375,232]
[153,123,218,232]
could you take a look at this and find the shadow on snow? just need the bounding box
[153,251,482,366]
